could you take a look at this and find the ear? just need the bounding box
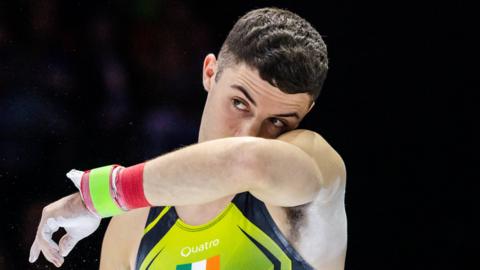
[202,53,217,92]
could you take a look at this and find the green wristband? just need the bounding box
[88,165,124,217]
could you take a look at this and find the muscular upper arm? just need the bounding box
[277,129,346,200]
[248,129,346,207]
[99,208,150,270]
[278,129,347,269]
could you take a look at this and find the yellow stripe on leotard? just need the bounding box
[144,206,171,234]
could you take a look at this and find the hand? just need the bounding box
[29,177,101,267]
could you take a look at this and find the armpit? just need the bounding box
[284,203,309,243]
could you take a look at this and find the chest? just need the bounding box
[175,199,322,268]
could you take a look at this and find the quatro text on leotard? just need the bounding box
[180,239,220,257]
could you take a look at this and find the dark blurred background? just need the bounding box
[0,0,475,269]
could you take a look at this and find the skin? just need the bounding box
[198,54,313,142]
[30,54,347,269]
[140,54,321,207]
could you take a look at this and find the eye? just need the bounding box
[270,118,286,128]
[232,98,248,111]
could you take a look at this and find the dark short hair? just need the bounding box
[216,7,328,101]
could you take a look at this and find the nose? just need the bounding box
[235,120,262,137]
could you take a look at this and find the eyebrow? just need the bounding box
[231,84,257,106]
[230,84,300,119]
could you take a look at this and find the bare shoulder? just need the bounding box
[99,207,150,270]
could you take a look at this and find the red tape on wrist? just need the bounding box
[116,162,151,210]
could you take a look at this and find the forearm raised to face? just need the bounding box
[143,131,327,207]
[144,136,256,206]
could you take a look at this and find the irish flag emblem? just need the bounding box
[176,255,220,270]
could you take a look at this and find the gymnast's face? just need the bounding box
[198,54,313,142]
